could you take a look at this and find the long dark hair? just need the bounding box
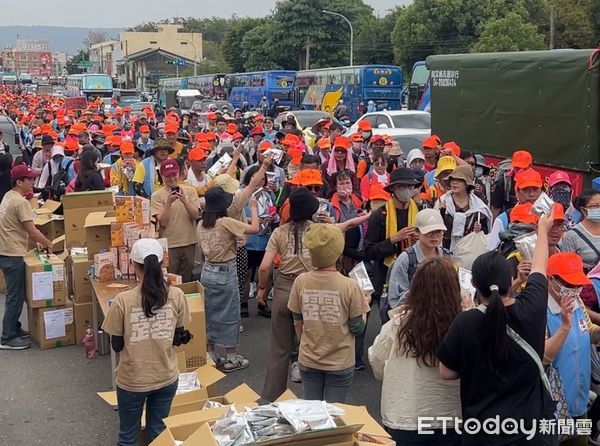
[201,209,228,228]
[471,251,514,372]
[77,147,100,182]
[139,254,168,318]
[397,257,462,367]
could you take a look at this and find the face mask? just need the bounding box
[393,187,413,203]
[362,132,371,139]
[550,186,572,210]
[554,281,581,300]
[587,208,600,222]
[337,184,352,196]
[474,166,484,178]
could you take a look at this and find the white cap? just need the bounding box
[51,145,65,158]
[415,209,446,234]
[130,238,164,264]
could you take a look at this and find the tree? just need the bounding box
[241,22,282,71]
[82,30,110,48]
[222,17,266,72]
[354,8,401,65]
[65,50,90,74]
[127,21,159,32]
[471,12,546,52]
[549,0,597,49]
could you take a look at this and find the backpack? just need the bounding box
[492,158,514,210]
[497,222,536,258]
[48,159,74,200]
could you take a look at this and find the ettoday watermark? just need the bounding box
[418,417,592,439]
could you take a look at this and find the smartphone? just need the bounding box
[171,186,181,194]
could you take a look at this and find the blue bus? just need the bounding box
[187,74,227,99]
[407,61,430,111]
[66,74,113,100]
[293,65,403,122]
[157,77,189,109]
[224,71,296,109]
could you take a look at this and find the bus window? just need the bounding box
[341,68,353,84]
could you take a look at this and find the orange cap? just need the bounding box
[369,183,391,201]
[205,132,217,141]
[123,106,131,113]
[298,168,324,186]
[512,150,533,169]
[333,136,350,150]
[350,133,363,143]
[188,146,208,161]
[165,123,179,134]
[258,140,273,152]
[282,133,301,147]
[515,168,542,190]
[115,107,123,115]
[195,132,207,142]
[371,134,385,144]
[232,132,244,140]
[139,125,150,133]
[552,203,566,221]
[443,141,461,156]
[207,112,217,120]
[64,139,79,152]
[422,135,441,149]
[226,123,238,134]
[358,120,372,131]
[120,141,135,154]
[110,135,122,146]
[317,138,330,150]
[286,172,302,186]
[547,252,591,286]
[509,203,539,224]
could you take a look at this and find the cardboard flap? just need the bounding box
[165,406,230,429]
[275,388,298,402]
[195,364,225,388]
[177,351,187,372]
[183,423,219,446]
[149,428,176,446]
[224,383,260,404]
[85,211,117,228]
[35,200,61,216]
[172,388,208,406]
[97,391,118,408]
[33,214,52,226]
[334,404,390,438]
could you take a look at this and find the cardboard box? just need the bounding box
[111,222,125,247]
[85,211,117,260]
[115,196,134,222]
[70,297,103,343]
[98,363,226,410]
[62,190,114,250]
[32,200,64,242]
[134,196,151,225]
[94,251,117,281]
[28,301,75,350]
[67,255,93,303]
[25,251,67,308]
[174,282,206,371]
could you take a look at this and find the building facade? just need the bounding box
[89,40,122,77]
[13,39,52,77]
[120,24,202,63]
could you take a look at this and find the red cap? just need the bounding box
[205,132,217,141]
[139,125,150,133]
[443,141,461,156]
[547,252,591,286]
[548,170,572,188]
[422,135,441,149]
[250,126,264,136]
[509,203,539,224]
[552,203,566,221]
[371,134,385,144]
[165,123,179,134]
[123,106,131,113]
[258,140,273,152]
[207,112,217,121]
[159,159,180,176]
[232,132,244,141]
[188,146,208,161]
[515,168,542,190]
[11,163,40,180]
[253,115,265,122]
[226,123,238,134]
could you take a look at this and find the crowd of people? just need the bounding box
[2,88,600,445]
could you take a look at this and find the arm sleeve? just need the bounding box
[387,253,410,308]
[17,199,34,223]
[490,181,505,209]
[486,216,505,250]
[150,190,164,218]
[348,315,366,336]
[561,231,578,254]
[101,296,125,336]
[348,281,370,319]
[221,217,250,238]
[437,316,462,372]
[265,227,282,254]
[360,175,370,201]
[91,171,105,190]
[368,320,394,380]
[515,272,548,315]
[132,162,146,184]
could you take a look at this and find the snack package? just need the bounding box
[514,231,538,262]
[212,406,254,446]
[176,371,200,395]
[458,267,476,310]
[532,192,554,216]
[277,400,337,433]
[263,148,284,165]
[348,261,375,294]
[207,152,232,179]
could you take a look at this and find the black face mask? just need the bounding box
[550,186,572,210]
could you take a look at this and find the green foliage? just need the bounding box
[222,17,266,72]
[550,0,597,49]
[354,8,401,65]
[65,50,90,75]
[471,12,546,52]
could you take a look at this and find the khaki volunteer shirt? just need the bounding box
[101,285,191,392]
[196,217,247,263]
[288,270,369,371]
[265,222,314,276]
[0,190,34,257]
[151,184,200,248]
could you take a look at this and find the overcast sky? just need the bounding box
[0,0,408,27]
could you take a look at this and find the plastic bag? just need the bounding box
[176,371,200,395]
[207,152,232,179]
[348,261,375,294]
[263,148,284,165]
[453,231,490,270]
[277,400,337,433]
[458,268,476,310]
[532,192,554,216]
[212,406,254,446]
[514,231,537,262]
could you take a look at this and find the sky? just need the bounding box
[0,0,409,28]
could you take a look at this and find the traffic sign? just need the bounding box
[77,61,93,69]
[177,59,186,66]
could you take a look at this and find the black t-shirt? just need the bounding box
[74,170,105,192]
[437,273,556,445]
[490,177,517,212]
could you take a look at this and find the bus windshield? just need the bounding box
[83,75,112,90]
[410,63,430,86]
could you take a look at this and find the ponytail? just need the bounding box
[472,251,514,373]
[141,254,168,318]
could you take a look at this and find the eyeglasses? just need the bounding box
[585,204,600,209]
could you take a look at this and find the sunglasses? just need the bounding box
[307,186,322,192]
[334,148,347,154]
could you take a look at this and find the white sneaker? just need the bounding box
[239,324,244,333]
[291,361,302,383]
[223,355,250,373]
[249,282,257,298]
[267,288,274,301]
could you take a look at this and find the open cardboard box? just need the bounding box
[85,211,117,260]
[151,388,392,446]
[62,190,115,251]
[173,282,206,372]
[31,200,64,245]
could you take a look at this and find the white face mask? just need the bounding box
[337,184,352,196]
[393,187,413,202]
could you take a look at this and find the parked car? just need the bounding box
[0,116,21,156]
[129,102,155,117]
[348,110,430,136]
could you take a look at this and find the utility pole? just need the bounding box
[322,10,353,66]
[549,5,555,50]
[305,40,312,70]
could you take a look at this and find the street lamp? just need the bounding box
[178,38,197,76]
[322,10,353,66]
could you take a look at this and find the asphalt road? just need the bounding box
[0,296,383,445]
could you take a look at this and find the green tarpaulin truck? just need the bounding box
[427,49,600,190]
